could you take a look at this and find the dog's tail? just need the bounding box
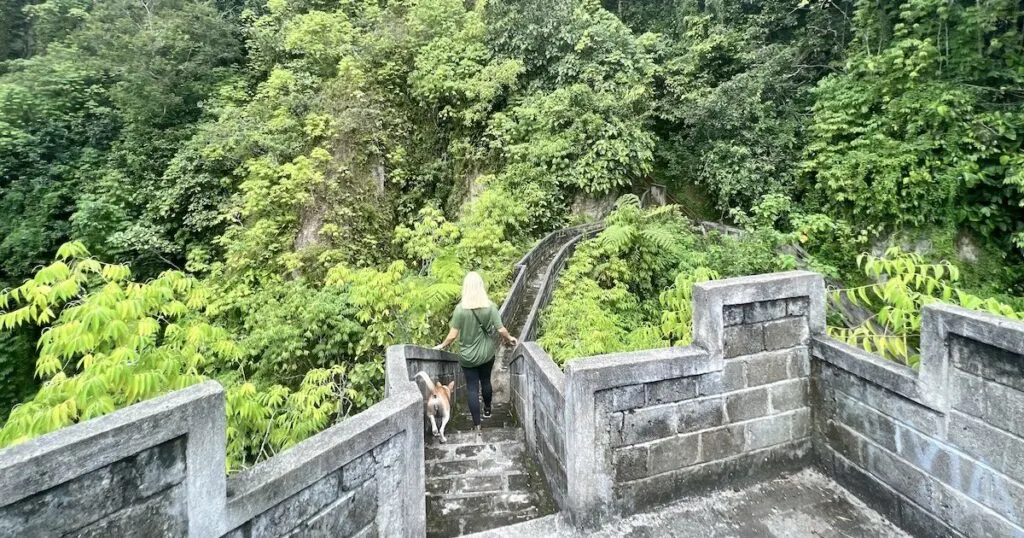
[413,371,434,400]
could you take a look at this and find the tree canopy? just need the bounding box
[1,0,1022,468]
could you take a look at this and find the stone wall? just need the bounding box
[507,223,602,509]
[597,298,816,514]
[813,304,1024,537]
[511,268,1024,536]
[560,271,825,527]
[510,343,568,508]
[516,223,601,342]
[10,266,1024,538]
[499,224,599,334]
[0,379,425,537]
[0,382,224,537]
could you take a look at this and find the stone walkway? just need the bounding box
[492,235,566,403]
[466,469,909,538]
[422,229,581,537]
[424,403,556,537]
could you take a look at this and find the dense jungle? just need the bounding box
[0,0,1021,471]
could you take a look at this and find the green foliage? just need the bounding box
[0,243,387,472]
[393,206,462,269]
[802,0,1024,248]
[540,200,789,364]
[660,267,720,345]
[0,242,240,446]
[4,0,1024,478]
[490,83,655,194]
[735,193,873,279]
[0,0,242,284]
[613,0,852,214]
[487,0,659,213]
[0,330,37,423]
[236,282,364,386]
[830,247,1024,368]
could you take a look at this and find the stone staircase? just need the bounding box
[424,403,556,537]
[422,229,581,537]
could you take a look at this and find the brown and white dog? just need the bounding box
[414,371,455,443]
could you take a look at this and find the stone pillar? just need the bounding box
[692,271,826,363]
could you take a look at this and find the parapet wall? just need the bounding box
[0,379,424,538]
[512,270,1024,536]
[814,304,1024,537]
[0,223,592,538]
[510,342,568,508]
[499,223,602,340]
[557,272,823,526]
[6,266,1024,538]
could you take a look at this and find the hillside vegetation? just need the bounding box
[0,0,1021,470]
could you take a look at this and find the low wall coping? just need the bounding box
[811,336,932,410]
[224,388,421,530]
[384,345,462,398]
[565,346,713,391]
[0,380,227,538]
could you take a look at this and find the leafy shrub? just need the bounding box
[830,248,1023,368]
[540,198,789,364]
[0,242,240,446]
[0,243,384,472]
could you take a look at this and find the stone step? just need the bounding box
[425,438,524,465]
[445,401,519,432]
[423,422,556,537]
[426,504,546,537]
[426,457,519,479]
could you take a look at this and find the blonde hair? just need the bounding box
[460,271,491,309]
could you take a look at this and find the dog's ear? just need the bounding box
[435,381,443,389]
[446,381,455,392]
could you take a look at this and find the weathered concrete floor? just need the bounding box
[467,469,909,537]
[424,402,557,537]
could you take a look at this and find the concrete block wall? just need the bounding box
[506,222,602,509]
[224,432,405,538]
[500,223,601,338]
[813,304,1024,537]
[559,271,825,527]
[11,266,1024,538]
[510,342,568,508]
[1,435,189,537]
[0,382,225,537]
[511,267,1024,536]
[0,378,425,537]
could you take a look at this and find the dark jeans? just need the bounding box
[462,359,494,427]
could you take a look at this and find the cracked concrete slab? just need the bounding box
[466,469,909,538]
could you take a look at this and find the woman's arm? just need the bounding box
[498,327,518,348]
[434,327,459,350]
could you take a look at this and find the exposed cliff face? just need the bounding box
[292,133,393,269]
[570,190,619,221]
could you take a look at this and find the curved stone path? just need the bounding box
[423,228,586,537]
[491,236,566,405]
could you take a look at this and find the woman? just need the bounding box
[435,272,518,430]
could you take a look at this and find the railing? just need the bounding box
[499,222,604,337]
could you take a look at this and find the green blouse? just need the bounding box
[449,302,504,368]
